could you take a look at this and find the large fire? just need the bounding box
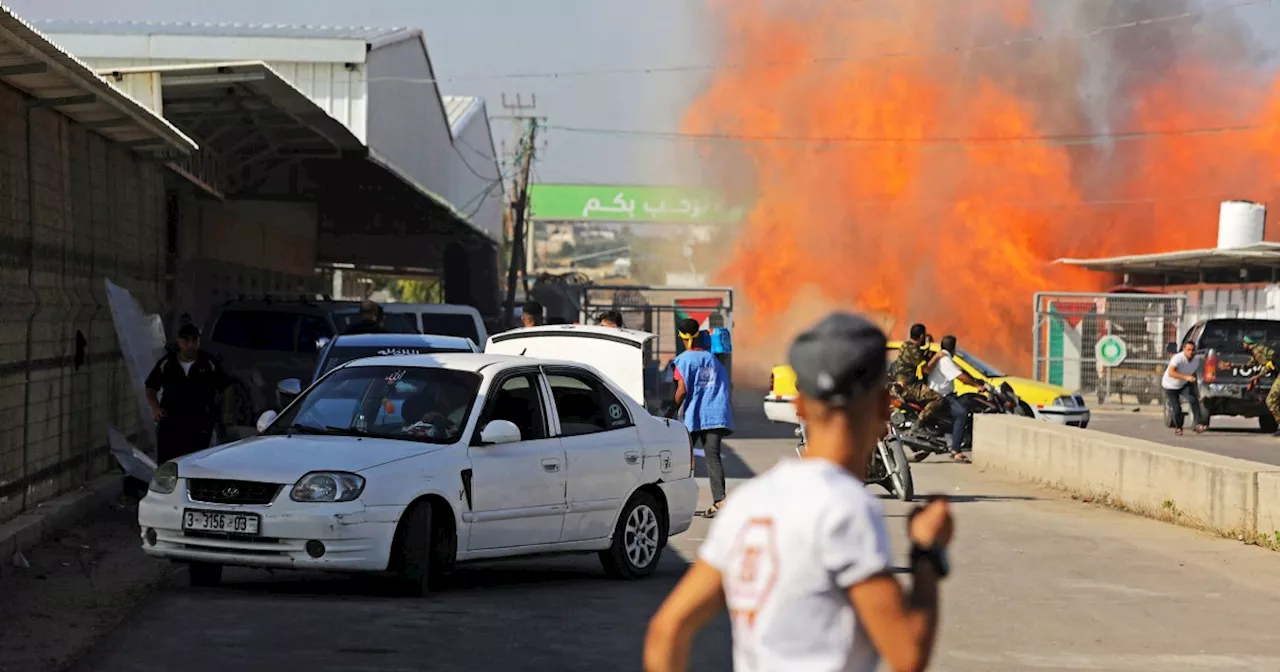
[687,0,1280,380]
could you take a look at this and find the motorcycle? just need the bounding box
[795,422,914,501]
[888,380,1030,462]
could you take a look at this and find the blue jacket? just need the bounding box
[674,349,733,433]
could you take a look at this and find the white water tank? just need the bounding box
[1217,200,1265,248]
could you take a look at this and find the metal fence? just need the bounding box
[1032,292,1186,406]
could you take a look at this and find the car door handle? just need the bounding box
[624,451,640,465]
[541,458,560,472]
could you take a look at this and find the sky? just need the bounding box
[6,0,717,187]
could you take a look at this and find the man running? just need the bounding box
[645,311,953,672]
[1244,335,1280,436]
[671,318,734,518]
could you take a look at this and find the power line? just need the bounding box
[542,122,1271,147]
[365,0,1269,84]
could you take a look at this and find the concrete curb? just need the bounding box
[0,474,123,574]
[975,416,1280,549]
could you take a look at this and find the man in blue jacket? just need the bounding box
[671,318,734,518]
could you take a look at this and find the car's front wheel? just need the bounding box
[188,562,223,587]
[392,501,453,597]
[600,491,666,580]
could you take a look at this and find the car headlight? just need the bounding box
[149,461,179,494]
[290,472,366,503]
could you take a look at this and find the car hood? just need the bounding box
[176,434,444,484]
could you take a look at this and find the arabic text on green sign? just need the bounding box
[528,184,744,223]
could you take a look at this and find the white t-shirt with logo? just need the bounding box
[698,458,891,672]
[927,352,964,397]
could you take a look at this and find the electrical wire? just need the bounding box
[542,122,1272,147]
[364,0,1270,84]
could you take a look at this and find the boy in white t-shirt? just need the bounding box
[644,312,953,672]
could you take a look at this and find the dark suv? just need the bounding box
[202,297,418,424]
[1175,318,1280,431]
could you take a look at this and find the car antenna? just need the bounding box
[520,348,528,356]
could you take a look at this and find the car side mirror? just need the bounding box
[316,336,331,351]
[479,420,521,446]
[256,410,278,434]
[276,378,302,409]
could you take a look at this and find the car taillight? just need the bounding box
[1204,353,1218,382]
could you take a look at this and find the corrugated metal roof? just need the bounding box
[442,95,481,137]
[1057,242,1280,272]
[31,19,415,43]
[0,4,195,154]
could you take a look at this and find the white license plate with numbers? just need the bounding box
[182,509,261,535]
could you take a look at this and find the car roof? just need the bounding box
[488,323,654,346]
[339,352,588,373]
[331,333,473,348]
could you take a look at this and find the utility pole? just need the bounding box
[501,95,541,328]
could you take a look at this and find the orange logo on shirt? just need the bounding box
[725,517,778,630]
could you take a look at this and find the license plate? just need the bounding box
[182,509,261,535]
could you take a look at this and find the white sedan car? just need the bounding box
[140,326,698,595]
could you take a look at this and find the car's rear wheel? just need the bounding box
[188,562,223,587]
[392,501,453,597]
[600,491,665,580]
[1260,414,1278,434]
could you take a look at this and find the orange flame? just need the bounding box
[687,0,1280,378]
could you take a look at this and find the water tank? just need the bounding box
[1217,200,1266,249]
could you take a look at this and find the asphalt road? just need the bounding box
[54,395,1280,672]
[1086,409,1280,466]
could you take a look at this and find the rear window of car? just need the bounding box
[319,344,472,375]
[1197,320,1280,351]
[422,313,480,342]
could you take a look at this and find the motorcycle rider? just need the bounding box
[922,335,987,463]
[896,324,944,425]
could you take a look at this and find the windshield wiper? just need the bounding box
[286,423,365,437]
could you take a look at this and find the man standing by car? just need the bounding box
[671,318,733,518]
[145,324,231,463]
[896,324,943,424]
[645,312,952,672]
[1244,336,1280,436]
[344,300,386,335]
[598,310,624,328]
[522,300,545,328]
[923,335,986,462]
[1164,340,1207,436]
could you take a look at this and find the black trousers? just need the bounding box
[692,429,731,503]
[156,415,215,464]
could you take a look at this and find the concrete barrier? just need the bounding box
[974,416,1280,540]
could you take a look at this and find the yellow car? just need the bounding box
[763,341,1090,427]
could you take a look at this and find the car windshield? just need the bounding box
[956,349,1005,378]
[319,345,471,376]
[267,365,481,445]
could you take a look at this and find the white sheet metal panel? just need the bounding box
[38,31,368,64]
[443,96,503,241]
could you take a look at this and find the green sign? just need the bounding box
[528,184,744,223]
[1095,335,1128,368]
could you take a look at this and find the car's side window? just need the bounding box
[297,315,333,354]
[480,374,546,441]
[546,371,633,438]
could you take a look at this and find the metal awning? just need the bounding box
[98,61,491,242]
[1056,242,1280,273]
[0,4,195,154]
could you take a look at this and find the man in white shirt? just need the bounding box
[644,312,953,672]
[1163,340,1206,435]
[923,335,987,462]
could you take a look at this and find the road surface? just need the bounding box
[63,403,1280,672]
[1087,410,1280,466]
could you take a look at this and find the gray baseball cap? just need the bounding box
[788,312,888,405]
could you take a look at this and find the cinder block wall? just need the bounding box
[0,82,165,520]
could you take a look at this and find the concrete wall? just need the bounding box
[975,415,1280,540]
[0,82,166,520]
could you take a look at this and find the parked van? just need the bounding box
[333,302,487,348]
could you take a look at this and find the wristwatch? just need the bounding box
[909,544,950,578]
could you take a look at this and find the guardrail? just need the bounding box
[973,416,1280,547]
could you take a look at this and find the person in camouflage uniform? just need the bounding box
[896,323,944,424]
[1244,336,1280,436]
